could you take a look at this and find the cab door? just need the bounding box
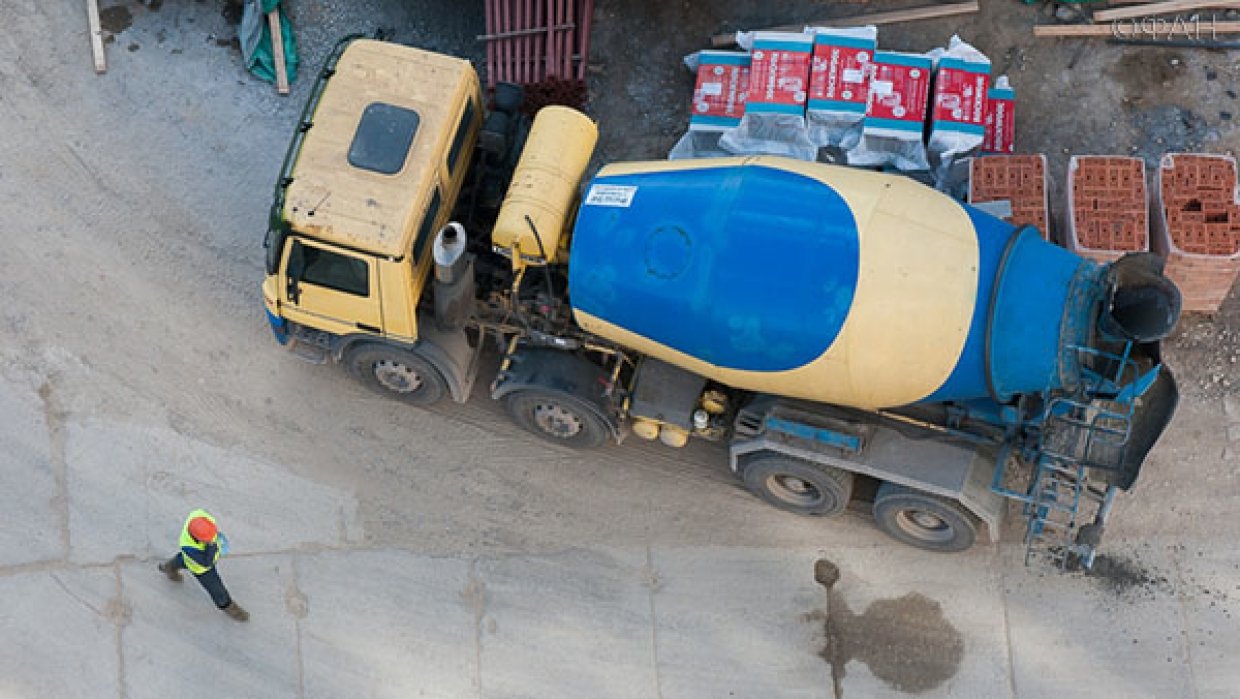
[280,238,384,336]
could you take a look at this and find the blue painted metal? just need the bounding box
[265,307,290,345]
[569,164,860,371]
[765,417,863,453]
[986,227,1100,402]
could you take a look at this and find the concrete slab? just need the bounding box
[650,546,829,698]
[477,548,654,698]
[0,370,63,566]
[1171,545,1240,699]
[65,419,361,565]
[1002,542,1194,699]
[122,555,300,699]
[0,568,119,698]
[824,544,1011,699]
[296,550,477,699]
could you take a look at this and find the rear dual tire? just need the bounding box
[871,482,978,553]
[741,455,854,517]
[503,389,609,450]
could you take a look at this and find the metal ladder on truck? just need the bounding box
[995,342,1142,569]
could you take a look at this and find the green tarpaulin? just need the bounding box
[239,0,299,86]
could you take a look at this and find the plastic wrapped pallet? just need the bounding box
[982,76,1015,154]
[669,51,751,159]
[927,36,991,169]
[1152,153,1240,312]
[805,25,877,152]
[718,32,816,160]
[846,50,933,171]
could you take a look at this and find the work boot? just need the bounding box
[222,601,250,622]
[157,560,182,583]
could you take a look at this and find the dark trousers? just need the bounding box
[168,554,232,609]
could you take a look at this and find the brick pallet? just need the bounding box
[968,154,1049,239]
[1065,156,1148,264]
[1153,153,1240,313]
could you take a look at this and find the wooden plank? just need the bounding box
[1094,0,1240,22]
[1034,20,1240,35]
[267,9,289,95]
[478,23,575,42]
[86,0,106,73]
[710,1,978,48]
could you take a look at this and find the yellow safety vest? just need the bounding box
[178,508,220,575]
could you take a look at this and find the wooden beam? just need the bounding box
[267,9,289,95]
[1034,20,1240,35]
[1095,0,1240,22]
[86,0,106,73]
[476,23,575,42]
[710,1,979,48]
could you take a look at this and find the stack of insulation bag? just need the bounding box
[668,29,1017,181]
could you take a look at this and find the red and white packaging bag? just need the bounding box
[719,31,816,160]
[669,51,751,159]
[982,75,1016,154]
[805,25,877,150]
[846,49,933,170]
[927,35,991,167]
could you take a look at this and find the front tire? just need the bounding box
[344,344,447,406]
[871,482,978,553]
[504,390,609,449]
[741,455,854,516]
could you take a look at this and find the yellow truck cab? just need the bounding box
[263,38,483,404]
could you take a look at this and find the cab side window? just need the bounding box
[301,245,370,297]
[413,187,443,261]
[446,99,476,176]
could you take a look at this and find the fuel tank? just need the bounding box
[567,156,1178,410]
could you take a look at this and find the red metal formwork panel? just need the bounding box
[483,0,593,109]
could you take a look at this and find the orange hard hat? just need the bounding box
[188,516,217,542]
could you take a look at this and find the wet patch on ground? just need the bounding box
[99,5,134,35]
[812,558,964,696]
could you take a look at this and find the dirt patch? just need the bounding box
[814,558,963,696]
[1084,553,1173,598]
[1108,51,1186,105]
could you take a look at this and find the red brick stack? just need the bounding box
[1066,156,1149,264]
[968,155,1050,239]
[1153,153,1240,313]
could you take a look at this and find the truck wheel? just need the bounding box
[504,390,608,449]
[741,455,854,517]
[871,483,978,553]
[344,344,447,406]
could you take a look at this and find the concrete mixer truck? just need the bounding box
[261,38,1181,566]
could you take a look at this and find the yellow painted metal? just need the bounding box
[492,106,598,268]
[275,39,483,343]
[282,39,481,260]
[631,419,661,441]
[276,237,385,338]
[659,425,690,448]
[573,156,979,410]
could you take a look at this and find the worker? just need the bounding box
[157,509,249,622]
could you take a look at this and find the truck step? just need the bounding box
[288,338,329,364]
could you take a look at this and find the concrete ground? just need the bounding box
[1,1,1238,698]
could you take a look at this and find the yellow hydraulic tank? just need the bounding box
[492,107,598,267]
